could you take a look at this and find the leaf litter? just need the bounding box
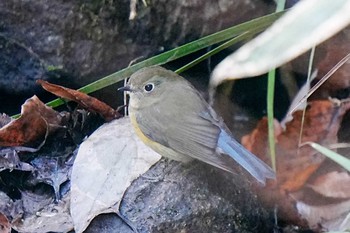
[0,81,161,232]
[243,99,350,231]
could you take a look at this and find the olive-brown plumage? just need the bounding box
[121,66,275,184]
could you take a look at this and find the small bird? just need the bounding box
[119,66,275,184]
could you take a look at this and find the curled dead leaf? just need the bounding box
[280,164,320,193]
[0,96,62,147]
[244,99,350,190]
[37,80,121,121]
[308,171,350,199]
[243,99,350,229]
[0,213,11,233]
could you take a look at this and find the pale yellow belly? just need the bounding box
[129,112,192,163]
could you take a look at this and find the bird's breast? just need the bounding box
[129,111,154,146]
[129,111,192,163]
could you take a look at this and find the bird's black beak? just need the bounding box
[118,85,132,92]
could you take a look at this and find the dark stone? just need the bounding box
[115,159,274,233]
[0,0,273,114]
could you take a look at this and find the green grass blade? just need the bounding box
[34,12,284,109]
[266,0,286,172]
[267,69,276,171]
[306,142,350,172]
[175,31,259,74]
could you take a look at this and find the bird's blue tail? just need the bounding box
[217,129,275,184]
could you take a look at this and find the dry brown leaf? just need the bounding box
[244,99,350,190]
[308,171,350,199]
[0,96,62,147]
[37,80,121,121]
[312,30,350,98]
[242,118,282,162]
[242,99,350,228]
[280,164,320,192]
[0,213,11,233]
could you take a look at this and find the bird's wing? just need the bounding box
[135,99,241,174]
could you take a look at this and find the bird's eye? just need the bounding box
[144,83,154,92]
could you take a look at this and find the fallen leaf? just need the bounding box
[0,150,33,172]
[242,118,282,159]
[26,152,74,200]
[308,171,350,199]
[280,164,320,192]
[242,99,350,228]
[37,80,121,121]
[312,30,350,99]
[0,114,11,128]
[0,213,10,233]
[20,190,53,216]
[245,99,350,190]
[296,199,350,231]
[70,117,161,233]
[0,96,63,147]
[0,191,23,224]
[12,192,73,233]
